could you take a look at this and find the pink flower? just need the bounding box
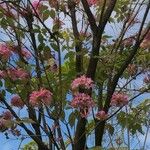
[71,93,95,118]
[32,0,40,9]
[0,43,12,60]
[2,111,13,120]
[7,68,29,80]
[11,95,24,108]
[0,118,7,131]
[110,93,128,107]
[29,88,53,107]
[0,111,13,131]
[96,110,108,120]
[87,0,97,6]
[71,75,93,90]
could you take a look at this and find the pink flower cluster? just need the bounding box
[32,1,40,9]
[96,110,108,120]
[71,93,95,118]
[0,43,32,61]
[0,111,13,131]
[11,95,24,108]
[0,68,29,80]
[10,45,32,59]
[0,43,12,60]
[110,93,128,107]
[87,0,97,6]
[2,111,13,120]
[29,88,53,107]
[71,75,93,90]
[7,68,29,80]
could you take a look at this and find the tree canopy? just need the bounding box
[0,0,150,149]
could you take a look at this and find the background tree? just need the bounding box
[0,0,150,149]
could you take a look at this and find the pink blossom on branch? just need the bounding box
[110,92,128,107]
[11,95,24,108]
[96,110,108,120]
[29,88,53,107]
[7,68,29,81]
[0,111,13,131]
[71,93,95,118]
[71,75,93,90]
[2,111,13,120]
[0,43,12,60]
[87,0,97,6]
[32,0,41,9]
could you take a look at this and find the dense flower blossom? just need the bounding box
[71,93,95,118]
[0,43,12,60]
[29,88,53,107]
[2,111,13,120]
[110,92,128,107]
[7,68,29,80]
[71,75,93,90]
[96,110,108,120]
[11,95,24,108]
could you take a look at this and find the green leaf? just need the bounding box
[42,10,50,21]
[49,9,56,19]
[89,146,103,150]
[51,43,59,51]
[68,111,76,128]
[106,123,114,136]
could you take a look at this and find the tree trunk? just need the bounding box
[74,117,87,150]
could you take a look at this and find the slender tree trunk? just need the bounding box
[74,117,87,150]
[95,121,105,146]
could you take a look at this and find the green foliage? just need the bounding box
[22,141,38,150]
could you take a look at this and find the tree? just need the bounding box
[0,0,150,149]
